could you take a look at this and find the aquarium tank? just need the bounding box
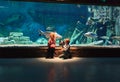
[0,1,119,46]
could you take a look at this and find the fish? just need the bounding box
[46,26,55,31]
[84,32,98,38]
[84,32,110,40]
[100,36,110,40]
[88,40,104,45]
[111,36,120,41]
[38,30,62,39]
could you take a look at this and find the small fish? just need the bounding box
[100,36,110,40]
[84,32,98,38]
[46,26,55,31]
[84,32,109,39]
[111,36,120,41]
[38,30,62,39]
[88,40,104,45]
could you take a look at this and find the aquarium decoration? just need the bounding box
[0,32,33,45]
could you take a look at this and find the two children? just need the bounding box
[46,32,71,59]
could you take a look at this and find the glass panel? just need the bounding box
[0,1,119,46]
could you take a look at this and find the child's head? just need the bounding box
[64,38,70,44]
[50,32,56,40]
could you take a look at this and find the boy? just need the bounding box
[59,38,72,59]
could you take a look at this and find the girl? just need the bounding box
[46,32,56,58]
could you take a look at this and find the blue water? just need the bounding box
[0,1,89,41]
[0,1,119,46]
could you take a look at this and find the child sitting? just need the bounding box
[59,38,72,59]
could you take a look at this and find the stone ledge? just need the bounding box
[0,45,119,58]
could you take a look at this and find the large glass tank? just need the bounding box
[0,1,119,46]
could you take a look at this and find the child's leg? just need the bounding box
[50,48,55,58]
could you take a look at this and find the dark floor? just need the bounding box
[0,57,120,82]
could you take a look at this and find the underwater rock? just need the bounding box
[9,32,24,41]
[16,41,33,44]
[9,36,19,41]
[2,40,15,45]
[56,40,60,45]
[10,32,23,37]
[2,32,33,45]
[19,36,30,41]
[0,37,8,44]
[36,38,47,44]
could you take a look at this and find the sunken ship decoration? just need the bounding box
[0,1,119,46]
[70,6,119,45]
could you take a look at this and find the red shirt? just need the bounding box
[48,39,56,48]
